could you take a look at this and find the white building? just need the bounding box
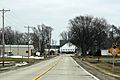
[101,49,120,56]
[60,43,76,53]
[0,45,34,56]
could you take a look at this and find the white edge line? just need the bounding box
[73,58,100,80]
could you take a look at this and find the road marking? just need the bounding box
[72,58,100,80]
[32,58,60,80]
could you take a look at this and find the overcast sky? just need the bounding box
[0,0,120,44]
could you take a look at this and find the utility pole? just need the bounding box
[112,25,114,43]
[0,8,10,66]
[24,26,32,62]
[37,25,42,55]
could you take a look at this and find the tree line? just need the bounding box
[0,24,53,55]
[60,15,120,56]
[0,26,27,45]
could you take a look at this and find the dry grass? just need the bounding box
[72,56,120,80]
[84,56,120,76]
[0,55,57,68]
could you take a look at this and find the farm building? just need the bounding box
[60,42,76,53]
[0,45,34,57]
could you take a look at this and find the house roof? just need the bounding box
[60,40,68,47]
[60,42,76,49]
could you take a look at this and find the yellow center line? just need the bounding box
[32,58,61,80]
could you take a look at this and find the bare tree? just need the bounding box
[68,15,110,56]
[31,24,53,56]
[60,31,68,40]
[0,26,27,45]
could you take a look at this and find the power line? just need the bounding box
[10,12,29,26]
[4,17,18,28]
[5,14,26,29]
[7,14,26,25]
[0,8,10,66]
[4,12,30,32]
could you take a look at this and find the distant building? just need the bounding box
[0,45,34,56]
[44,45,60,54]
[60,42,76,53]
[50,45,60,51]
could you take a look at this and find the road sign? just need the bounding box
[108,43,120,71]
[112,49,117,54]
[108,47,119,57]
[108,44,120,57]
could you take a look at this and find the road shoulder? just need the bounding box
[72,56,119,80]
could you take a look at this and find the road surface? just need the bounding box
[39,54,99,80]
[0,54,99,80]
[0,56,60,80]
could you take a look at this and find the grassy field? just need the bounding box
[0,57,37,68]
[86,57,120,72]
[0,57,35,63]
[73,56,120,79]
[0,55,57,68]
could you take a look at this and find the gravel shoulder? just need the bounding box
[72,56,120,80]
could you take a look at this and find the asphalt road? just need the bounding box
[40,54,99,80]
[0,54,99,80]
[0,56,60,80]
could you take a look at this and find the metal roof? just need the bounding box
[0,45,34,48]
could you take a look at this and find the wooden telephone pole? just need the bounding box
[0,8,10,66]
[24,26,32,62]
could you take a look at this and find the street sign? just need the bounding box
[108,43,120,57]
[108,47,120,57]
[108,43,120,71]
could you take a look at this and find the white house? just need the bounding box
[60,42,76,53]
